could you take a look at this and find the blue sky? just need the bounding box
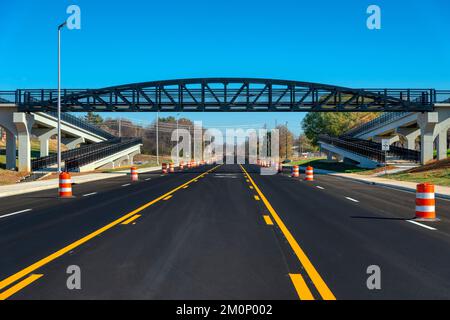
[1,0,449,134]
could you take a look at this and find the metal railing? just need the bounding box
[32,138,121,171]
[45,111,116,140]
[319,135,386,163]
[65,138,142,171]
[340,137,420,162]
[344,112,411,137]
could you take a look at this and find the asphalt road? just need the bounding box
[0,164,449,300]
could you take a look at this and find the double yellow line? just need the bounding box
[240,165,336,301]
[0,165,221,300]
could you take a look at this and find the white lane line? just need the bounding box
[0,209,33,220]
[145,178,151,181]
[82,192,97,197]
[122,184,131,187]
[316,186,325,190]
[345,197,359,203]
[407,220,437,231]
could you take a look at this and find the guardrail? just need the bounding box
[65,138,142,171]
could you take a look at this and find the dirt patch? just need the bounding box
[407,158,450,173]
[0,170,28,185]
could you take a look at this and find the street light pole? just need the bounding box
[156,111,160,165]
[57,22,67,174]
[285,121,288,160]
[176,113,180,165]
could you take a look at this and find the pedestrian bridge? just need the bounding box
[1,78,449,112]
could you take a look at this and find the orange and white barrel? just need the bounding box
[131,166,139,181]
[278,162,283,173]
[169,163,175,173]
[162,163,168,174]
[305,166,314,181]
[59,172,73,198]
[187,161,192,169]
[416,183,436,220]
[180,161,184,170]
[291,166,299,178]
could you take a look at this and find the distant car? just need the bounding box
[282,159,292,164]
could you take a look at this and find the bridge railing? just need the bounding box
[340,137,420,162]
[344,112,411,137]
[31,138,121,171]
[65,138,142,171]
[318,135,386,163]
[45,111,116,140]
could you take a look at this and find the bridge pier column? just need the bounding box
[13,113,34,172]
[396,128,420,150]
[418,112,438,165]
[5,130,16,170]
[34,128,57,157]
[436,130,448,161]
[62,137,85,150]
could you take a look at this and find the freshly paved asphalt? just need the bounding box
[0,164,449,300]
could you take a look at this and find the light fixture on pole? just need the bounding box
[176,113,180,165]
[57,21,67,173]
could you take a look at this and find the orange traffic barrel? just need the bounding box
[180,161,184,170]
[187,161,192,169]
[291,165,299,178]
[169,163,175,173]
[305,166,314,181]
[416,183,437,220]
[59,172,73,198]
[131,166,139,181]
[278,162,283,173]
[162,163,168,174]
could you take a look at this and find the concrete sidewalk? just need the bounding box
[298,166,450,200]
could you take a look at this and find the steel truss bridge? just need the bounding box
[1,78,449,112]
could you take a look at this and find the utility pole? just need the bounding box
[285,121,288,160]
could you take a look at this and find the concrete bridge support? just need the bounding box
[418,112,438,165]
[35,128,57,157]
[13,113,34,172]
[62,137,85,150]
[5,129,16,170]
[396,128,420,150]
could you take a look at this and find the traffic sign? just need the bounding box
[381,139,390,151]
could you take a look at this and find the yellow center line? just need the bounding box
[121,215,141,225]
[0,274,43,301]
[289,274,315,301]
[163,195,173,201]
[254,195,261,201]
[263,215,274,225]
[0,165,222,294]
[240,164,336,301]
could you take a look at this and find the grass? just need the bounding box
[289,158,367,174]
[385,169,450,187]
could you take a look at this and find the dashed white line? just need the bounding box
[82,192,97,197]
[345,197,359,203]
[122,184,131,187]
[0,209,33,220]
[145,178,151,181]
[316,186,325,190]
[407,220,437,231]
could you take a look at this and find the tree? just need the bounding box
[302,112,379,144]
[277,125,294,159]
[84,112,103,125]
